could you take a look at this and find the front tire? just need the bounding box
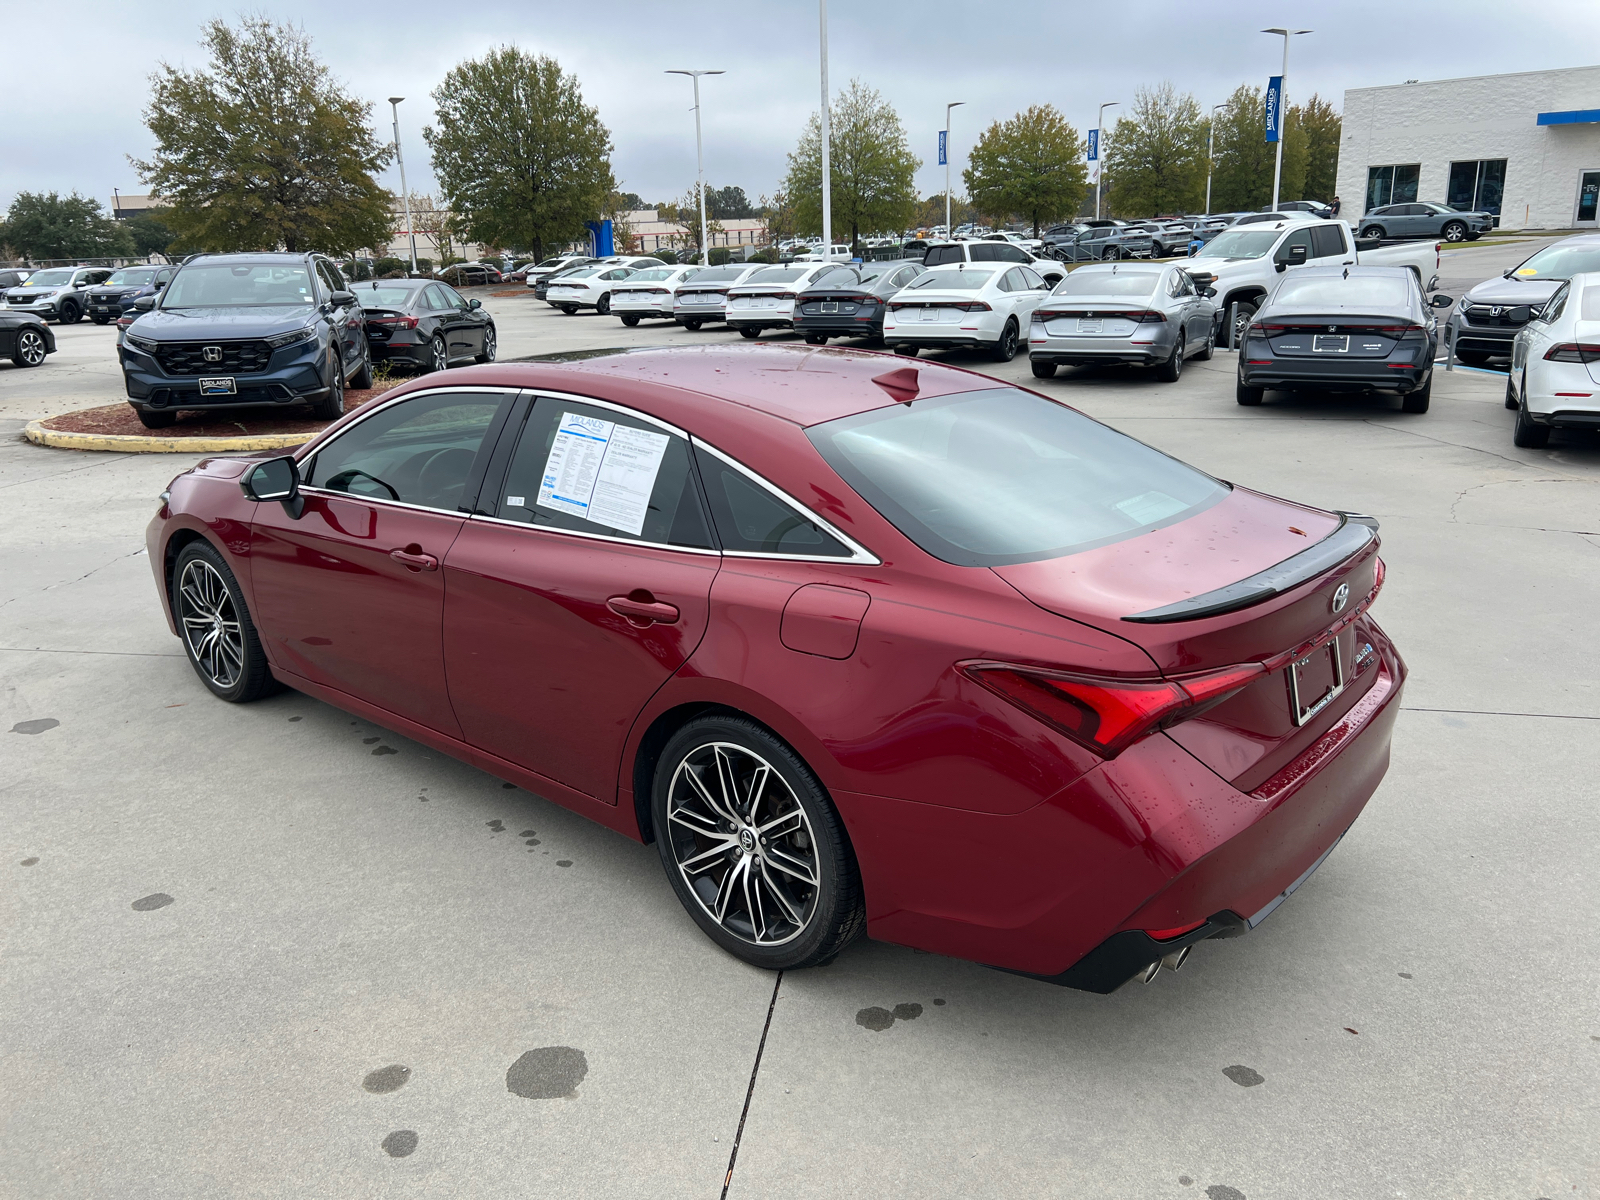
[135,406,177,428]
[309,354,346,420]
[1441,221,1467,243]
[1504,373,1519,410]
[1360,225,1386,241]
[172,541,278,703]
[91,315,110,326]
[1228,300,1258,348]
[13,327,48,367]
[991,318,1019,362]
[560,305,579,316]
[475,324,497,364]
[651,716,865,971]
[1195,323,1215,361]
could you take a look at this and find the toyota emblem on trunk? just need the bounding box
[203,346,223,362]
[1331,583,1350,614]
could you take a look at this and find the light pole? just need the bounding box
[1262,28,1312,213]
[388,97,418,274]
[1205,102,1227,216]
[1094,101,1118,220]
[818,0,832,254]
[944,101,965,238]
[666,70,724,265]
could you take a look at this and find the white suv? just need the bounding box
[918,241,1065,287]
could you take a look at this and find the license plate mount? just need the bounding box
[1078,318,1103,334]
[1312,334,1349,353]
[1287,636,1345,726]
[821,301,838,313]
[198,376,237,396]
[918,307,939,323]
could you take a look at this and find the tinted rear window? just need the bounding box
[922,246,963,267]
[1272,275,1410,308]
[747,267,807,284]
[1051,270,1160,297]
[807,388,1227,567]
[690,266,748,282]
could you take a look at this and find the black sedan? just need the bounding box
[1,311,54,367]
[792,261,927,345]
[356,278,496,373]
[1236,265,1452,413]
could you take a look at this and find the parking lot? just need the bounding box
[3,240,1598,1198]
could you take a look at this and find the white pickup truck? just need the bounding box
[1181,218,1441,343]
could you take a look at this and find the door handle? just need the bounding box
[607,595,680,625]
[390,547,439,571]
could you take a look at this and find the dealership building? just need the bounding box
[1336,65,1600,230]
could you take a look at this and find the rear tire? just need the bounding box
[1400,373,1432,413]
[1513,404,1550,449]
[560,305,579,316]
[739,327,762,339]
[13,327,48,367]
[990,318,1019,362]
[894,344,918,357]
[171,540,278,704]
[683,320,703,332]
[1030,360,1057,379]
[135,406,177,428]
[1155,337,1184,382]
[349,346,373,390]
[804,333,827,345]
[651,715,865,972]
[1236,369,1265,406]
[596,293,611,316]
[621,315,640,327]
[58,301,81,325]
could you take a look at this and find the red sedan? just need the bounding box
[147,346,1404,992]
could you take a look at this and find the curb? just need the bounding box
[23,420,312,454]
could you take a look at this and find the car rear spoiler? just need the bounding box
[1122,513,1379,624]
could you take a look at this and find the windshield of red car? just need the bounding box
[807,387,1227,566]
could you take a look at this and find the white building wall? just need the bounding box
[1337,65,1600,230]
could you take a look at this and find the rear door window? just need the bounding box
[1310,224,1347,258]
[692,447,852,558]
[923,246,963,267]
[492,398,714,548]
[305,391,508,512]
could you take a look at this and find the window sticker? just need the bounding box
[536,412,670,536]
[506,495,526,507]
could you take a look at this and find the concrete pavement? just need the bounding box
[3,263,1598,1198]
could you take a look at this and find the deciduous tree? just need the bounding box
[783,80,920,248]
[1208,84,1311,212]
[0,192,132,261]
[425,46,615,265]
[1296,94,1342,204]
[134,17,393,254]
[963,105,1088,238]
[1104,83,1206,217]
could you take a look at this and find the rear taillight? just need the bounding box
[1127,310,1167,323]
[959,660,1268,759]
[375,316,418,330]
[1544,343,1600,363]
[955,301,991,312]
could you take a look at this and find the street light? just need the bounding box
[388,97,418,274]
[666,70,725,265]
[1094,101,1118,220]
[1261,28,1312,213]
[944,101,965,238]
[1205,102,1227,216]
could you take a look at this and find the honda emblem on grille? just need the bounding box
[202,345,223,362]
[1490,306,1504,317]
[1330,583,1350,614]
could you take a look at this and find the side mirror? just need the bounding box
[1199,286,1218,298]
[132,295,156,311]
[329,289,356,307]
[1429,294,1454,309]
[1275,244,1310,272]
[154,280,166,289]
[240,455,304,518]
[468,298,482,310]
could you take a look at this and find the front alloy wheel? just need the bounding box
[476,324,497,363]
[654,719,864,970]
[1442,221,1467,243]
[13,328,47,367]
[172,543,276,702]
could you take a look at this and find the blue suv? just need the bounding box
[119,252,371,429]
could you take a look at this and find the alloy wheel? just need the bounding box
[1443,222,1466,242]
[17,329,47,366]
[431,336,448,372]
[177,559,245,690]
[663,742,820,947]
[482,326,497,362]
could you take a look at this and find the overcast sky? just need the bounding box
[4,0,1600,216]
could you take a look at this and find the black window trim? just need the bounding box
[295,384,523,517]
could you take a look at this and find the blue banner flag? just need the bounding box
[938,129,947,166]
[1265,76,1283,143]
[1087,128,1099,162]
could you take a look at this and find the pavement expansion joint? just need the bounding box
[720,970,783,1199]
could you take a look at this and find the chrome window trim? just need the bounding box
[296,485,468,520]
[690,438,880,565]
[528,389,691,439]
[466,512,721,557]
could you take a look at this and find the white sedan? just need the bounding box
[611,266,703,326]
[882,263,1052,361]
[545,266,638,316]
[724,262,844,338]
[1507,269,1600,449]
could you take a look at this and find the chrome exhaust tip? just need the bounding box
[1161,945,1193,973]
[1138,960,1162,984]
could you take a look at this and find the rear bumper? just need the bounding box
[793,314,886,337]
[1240,357,1433,392]
[674,309,727,323]
[837,630,1406,991]
[368,337,428,365]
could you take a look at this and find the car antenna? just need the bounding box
[872,367,920,404]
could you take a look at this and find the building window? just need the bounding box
[1576,171,1600,225]
[1448,159,1507,218]
[1365,164,1420,212]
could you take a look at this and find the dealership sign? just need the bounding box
[1265,76,1283,143]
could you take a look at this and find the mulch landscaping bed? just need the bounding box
[38,386,398,438]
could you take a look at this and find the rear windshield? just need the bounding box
[689,266,748,282]
[628,268,675,282]
[1052,270,1159,297]
[1196,230,1281,259]
[747,267,807,284]
[356,283,423,306]
[1509,243,1600,282]
[163,264,315,307]
[1273,275,1411,308]
[906,270,992,291]
[807,388,1227,567]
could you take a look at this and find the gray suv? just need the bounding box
[3,265,116,324]
[1359,202,1493,243]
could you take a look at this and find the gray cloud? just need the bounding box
[4,0,1598,216]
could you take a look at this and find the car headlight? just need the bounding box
[125,334,159,353]
[267,326,318,349]
[1457,295,1471,310]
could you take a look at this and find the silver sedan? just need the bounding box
[1026,263,1219,382]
